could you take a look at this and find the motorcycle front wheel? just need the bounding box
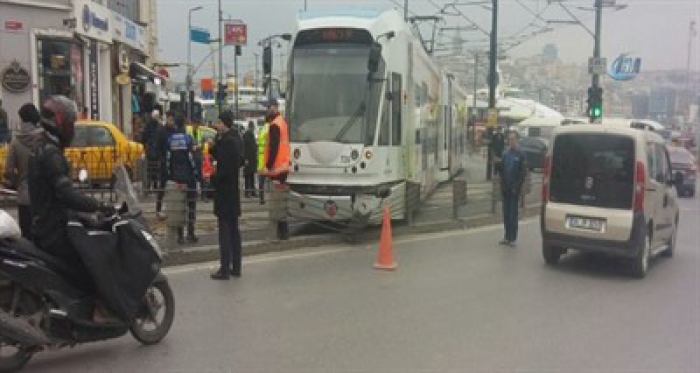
[130,279,174,345]
[0,343,32,373]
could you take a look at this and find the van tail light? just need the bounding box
[541,155,551,203]
[634,161,645,212]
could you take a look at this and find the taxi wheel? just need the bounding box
[542,243,562,265]
[630,233,651,279]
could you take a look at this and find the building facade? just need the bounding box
[0,0,160,139]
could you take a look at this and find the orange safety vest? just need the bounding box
[264,115,291,177]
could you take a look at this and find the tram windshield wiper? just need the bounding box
[333,102,366,143]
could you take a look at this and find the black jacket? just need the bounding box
[166,130,197,184]
[156,125,176,161]
[243,129,257,171]
[141,118,160,159]
[211,129,241,219]
[28,122,101,261]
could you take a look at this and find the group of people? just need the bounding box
[1,94,290,288]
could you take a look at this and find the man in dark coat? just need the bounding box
[141,105,162,191]
[28,96,114,270]
[498,131,527,247]
[1,103,42,238]
[243,121,258,198]
[210,111,242,280]
[155,111,176,218]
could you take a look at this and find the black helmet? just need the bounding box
[41,96,77,147]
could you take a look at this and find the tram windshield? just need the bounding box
[289,43,384,145]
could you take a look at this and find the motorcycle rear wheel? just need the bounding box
[130,280,174,345]
[0,343,32,373]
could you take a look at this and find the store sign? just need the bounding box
[112,12,147,52]
[89,42,100,120]
[224,22,247,46]
[1,60,31,93]
[4,21,23,31]
[74,0,112,43]
[608,53,642,81]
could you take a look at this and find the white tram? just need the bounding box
[286,9,469,224]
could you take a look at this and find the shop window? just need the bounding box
[37,39,85,109]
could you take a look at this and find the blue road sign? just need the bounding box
[190,27,210,44]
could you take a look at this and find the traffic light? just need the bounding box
[587,86,603,121]
[216,83,228,108]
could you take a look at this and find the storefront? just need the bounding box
[72,0,113,123]
[0,1,72,129]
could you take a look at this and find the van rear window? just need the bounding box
[550,134,635,209]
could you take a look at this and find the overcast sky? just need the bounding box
[157,0,700,81]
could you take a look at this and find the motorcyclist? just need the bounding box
[28,96,115,277]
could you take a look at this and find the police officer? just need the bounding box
[186,120,206,198]
[167,113,199,244]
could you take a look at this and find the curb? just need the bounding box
[162,203,542,267]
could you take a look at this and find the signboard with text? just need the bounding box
[73,0,112,43]
[224,22,247,46]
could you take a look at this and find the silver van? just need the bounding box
[540,124,682,278]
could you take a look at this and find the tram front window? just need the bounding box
[290,45,383,145]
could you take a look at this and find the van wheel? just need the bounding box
[630,233,651,278]
[543,243,562,265]
[662,223,677,258]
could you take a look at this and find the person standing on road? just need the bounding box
[0,99,9,144]
[210,111,242,280]
[1,103,43,238]
[261,98,291,239]
[256,115,271,205]
[141,106,162,192]
[166,114,199,245]
[243,121,258,198]
[490,126,505,176]
[155,110,176,218]
[499,131,527,247]
[187,120,206,198]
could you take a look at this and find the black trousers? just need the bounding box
[244,169,256,197]
[155,170,168,213]
[18,204,32,240]
[217,216,242,274]
[258,175,266,203]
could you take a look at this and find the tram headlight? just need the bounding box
[293,148,301,160]
[351,149,359,161]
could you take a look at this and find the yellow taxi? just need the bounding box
[0,121,144,184]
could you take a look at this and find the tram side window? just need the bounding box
[392,73,402,145]
[379,91,390,146]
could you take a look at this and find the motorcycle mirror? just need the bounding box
[78,169,89,183]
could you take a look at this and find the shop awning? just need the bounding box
[130,62,166,84]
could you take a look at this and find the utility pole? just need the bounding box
[218,0,224,115]
[187,6,203,122]
[486,0,498,181]
[590,0,603,123]
[686,21,696,122]
[234,46,240,120]
[404,0,408,22]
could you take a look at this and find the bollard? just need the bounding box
[269,183,289,240]
[405,181,421,226]
[164,182,187,247]
[491,176,502,214]
[452,178,467,219]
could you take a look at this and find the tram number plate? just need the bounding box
[567,216,604,232]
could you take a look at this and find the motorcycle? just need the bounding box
[0,166,174,372]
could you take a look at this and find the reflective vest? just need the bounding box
[186,126,205,149]
[257,123,269,171]
[264,115,291,176]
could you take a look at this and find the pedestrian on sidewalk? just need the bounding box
[155,110,176,218]
[166,113,199,244]
[210,110,242,280]
[243,121,258,198]
[141,106,162,192]
[499,130,527,247]
[1,103,42,239]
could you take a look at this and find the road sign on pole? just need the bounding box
[487,108,498,127]
[190,27,210,44]
[588,57,607,75]
[224,22,247,46]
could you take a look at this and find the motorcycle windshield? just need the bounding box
[112,165,141,216]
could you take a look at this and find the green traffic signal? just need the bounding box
[592,105,602,119]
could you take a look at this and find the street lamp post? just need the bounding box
[258,34,292,102]
[218,0,224,115]
[486,0,498,181]
[187,6,203,121]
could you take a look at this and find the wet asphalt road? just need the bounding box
[23,195,700,372]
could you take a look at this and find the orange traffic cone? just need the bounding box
[374,207,397,271]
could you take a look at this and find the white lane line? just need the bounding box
[164,218,538,275]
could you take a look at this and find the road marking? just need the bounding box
[164,217,539,275]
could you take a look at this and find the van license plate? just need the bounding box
[567,216,604,232]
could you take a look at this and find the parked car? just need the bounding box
[0,121,144,186]
[667,145,697,197]
[541,123,681,278]
[519,136,548,171]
